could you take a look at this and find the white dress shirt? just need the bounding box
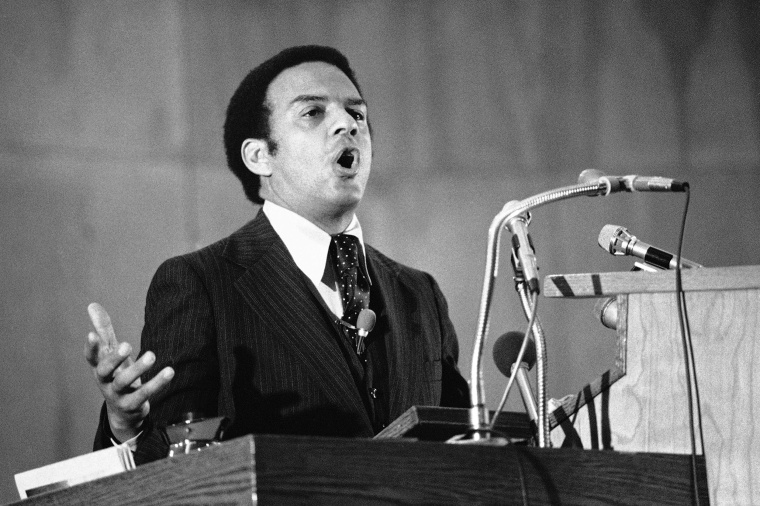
[262,200,370,318]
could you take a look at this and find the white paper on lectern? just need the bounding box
[14,444,135,499]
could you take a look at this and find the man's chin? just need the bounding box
[322,190,362,218]
[334,193,362,213]
[332,179,365,204]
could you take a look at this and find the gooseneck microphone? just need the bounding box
[598,224,702,270]
[493,331,539,429]
[578,169,688,194]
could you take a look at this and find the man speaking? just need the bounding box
[84,45,469,464]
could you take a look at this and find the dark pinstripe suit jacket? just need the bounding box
[95,210,469,463]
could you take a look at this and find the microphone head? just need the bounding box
[578,169,623,194]
[356,308,376,333]
[597,224,630,255]
[578,168,606,185]
[492,331,536,378]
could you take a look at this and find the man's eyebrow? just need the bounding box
[290,94,325,105]
[289,95,366,107]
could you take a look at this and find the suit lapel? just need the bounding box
[222,212,371,429]
[367,247,430,420]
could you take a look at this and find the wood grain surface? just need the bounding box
[555,267,760,505]
[543,265,760,298]
[13,435,708,505]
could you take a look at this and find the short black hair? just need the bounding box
[223,45,364,205]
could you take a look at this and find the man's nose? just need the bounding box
[331,109,358,137]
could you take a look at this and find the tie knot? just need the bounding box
[332,233,360,273]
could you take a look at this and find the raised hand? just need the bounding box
[84,302,174,442]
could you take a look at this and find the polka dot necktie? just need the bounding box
[330,233,370,342]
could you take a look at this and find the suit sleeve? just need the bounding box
[94,256,220,465]
[425,273,471,408]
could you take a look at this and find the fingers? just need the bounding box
[105,364,174,440]
[88,302,118,348]
[110,351,155,391]
[84,302,175,438]
[95,345,174,400]
[109,366,175,416]
[130,366,175,406]
[84,331,101,367]
[94,342,135,383]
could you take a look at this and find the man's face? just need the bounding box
[260,61,372,228]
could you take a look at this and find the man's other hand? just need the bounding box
[84,302,174,443]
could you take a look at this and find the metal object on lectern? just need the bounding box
[165,412,228,457]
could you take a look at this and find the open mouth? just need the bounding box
[336,149,356,169]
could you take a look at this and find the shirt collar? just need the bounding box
[262,200,370,287]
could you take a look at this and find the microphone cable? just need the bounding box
[489,291,539,433]
[674,184,706,504]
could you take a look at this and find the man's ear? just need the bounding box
[241,138,272,176]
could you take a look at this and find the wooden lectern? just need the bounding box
[13,434,706,505]
[543,264,760,506]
